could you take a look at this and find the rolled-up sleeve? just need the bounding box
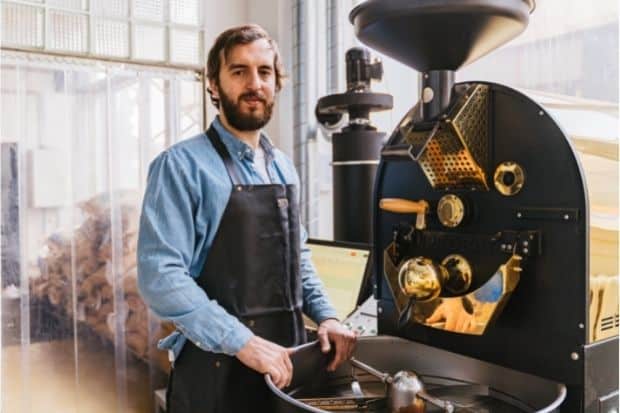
[137,150,253,355]
[299,225,339,323]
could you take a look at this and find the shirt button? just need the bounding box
[215,361,221,368]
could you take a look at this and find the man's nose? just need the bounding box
[246,70,261,90]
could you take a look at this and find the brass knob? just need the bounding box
[437,195,465,228]
[398,257,446,302]
[398,256,473,302]
[441,254,472,294]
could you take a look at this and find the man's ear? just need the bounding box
[207,79,219,100]
[206,78,220,108]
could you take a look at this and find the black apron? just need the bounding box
[166,126,306,413]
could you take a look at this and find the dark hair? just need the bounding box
[206,24,286,108]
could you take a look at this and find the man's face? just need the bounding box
[210,38,277,131]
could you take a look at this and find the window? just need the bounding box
[1,0,204,68]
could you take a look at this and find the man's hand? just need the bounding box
[236,335,294,389]
[317,319,357,372]
[426,299,475,333]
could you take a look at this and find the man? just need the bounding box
[137,24,356,412]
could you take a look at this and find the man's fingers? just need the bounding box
[327,357,339,371]
[237,336,296,388]
[279,367,289,389]
[324,329,357,371]
[269,369,282,388]
[345,337,355,360]
[318,330,331,353]
[339,331,355,362]
[445,312,458,330]
[282,352,293,387]
[277,363,288,389]
[327,337,345,371]
[331,352,345,371]
[271,352,288,389]
[326,338,337,371]
[465,317,474,333]
[316,320,359,372]
[453,313,473,332]
[426,308,444,324]
[283,352,293,373]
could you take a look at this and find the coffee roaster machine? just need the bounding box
[268,0,619,411]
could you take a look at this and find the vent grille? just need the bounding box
[601,314,620,331]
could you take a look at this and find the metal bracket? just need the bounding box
[491,230,541,257]
[514,208,579,222]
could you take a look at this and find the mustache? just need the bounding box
[239,92,267,103]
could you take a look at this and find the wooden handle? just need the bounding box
[379,198,429,214]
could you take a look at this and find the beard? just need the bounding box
[219,88,274,131]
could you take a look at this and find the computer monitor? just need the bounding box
[306,239,371,321]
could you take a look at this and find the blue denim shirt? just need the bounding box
[137,117,338,361]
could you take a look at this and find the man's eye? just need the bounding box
[232,70,243,76]
[260,70,272,77]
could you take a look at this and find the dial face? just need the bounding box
[437,194,465,227]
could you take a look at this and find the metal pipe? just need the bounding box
[293,0,310,225]
[419,70,455,121]
[350,357,393,383]
[326,0,342,94]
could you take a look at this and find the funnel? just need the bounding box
[349,0,534,73]
[350,0,534,121]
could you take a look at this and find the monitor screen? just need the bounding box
[306,239,370,321]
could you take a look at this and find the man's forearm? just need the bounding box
[137,261,253,355]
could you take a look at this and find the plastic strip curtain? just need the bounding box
[0,51,203,413]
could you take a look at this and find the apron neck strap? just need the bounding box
[206,125,242,186]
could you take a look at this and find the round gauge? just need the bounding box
[437,194,465,228]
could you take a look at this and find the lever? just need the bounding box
[399,298,415,329]
[418,391,455,412]
[379,198,429,230]
[350,357,393,384]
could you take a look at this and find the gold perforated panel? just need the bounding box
[402,84,490,190]
[404,129,427,148]
[403,129,430,159]
[452,85,489,170]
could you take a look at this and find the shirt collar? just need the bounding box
[211,116,275,162]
